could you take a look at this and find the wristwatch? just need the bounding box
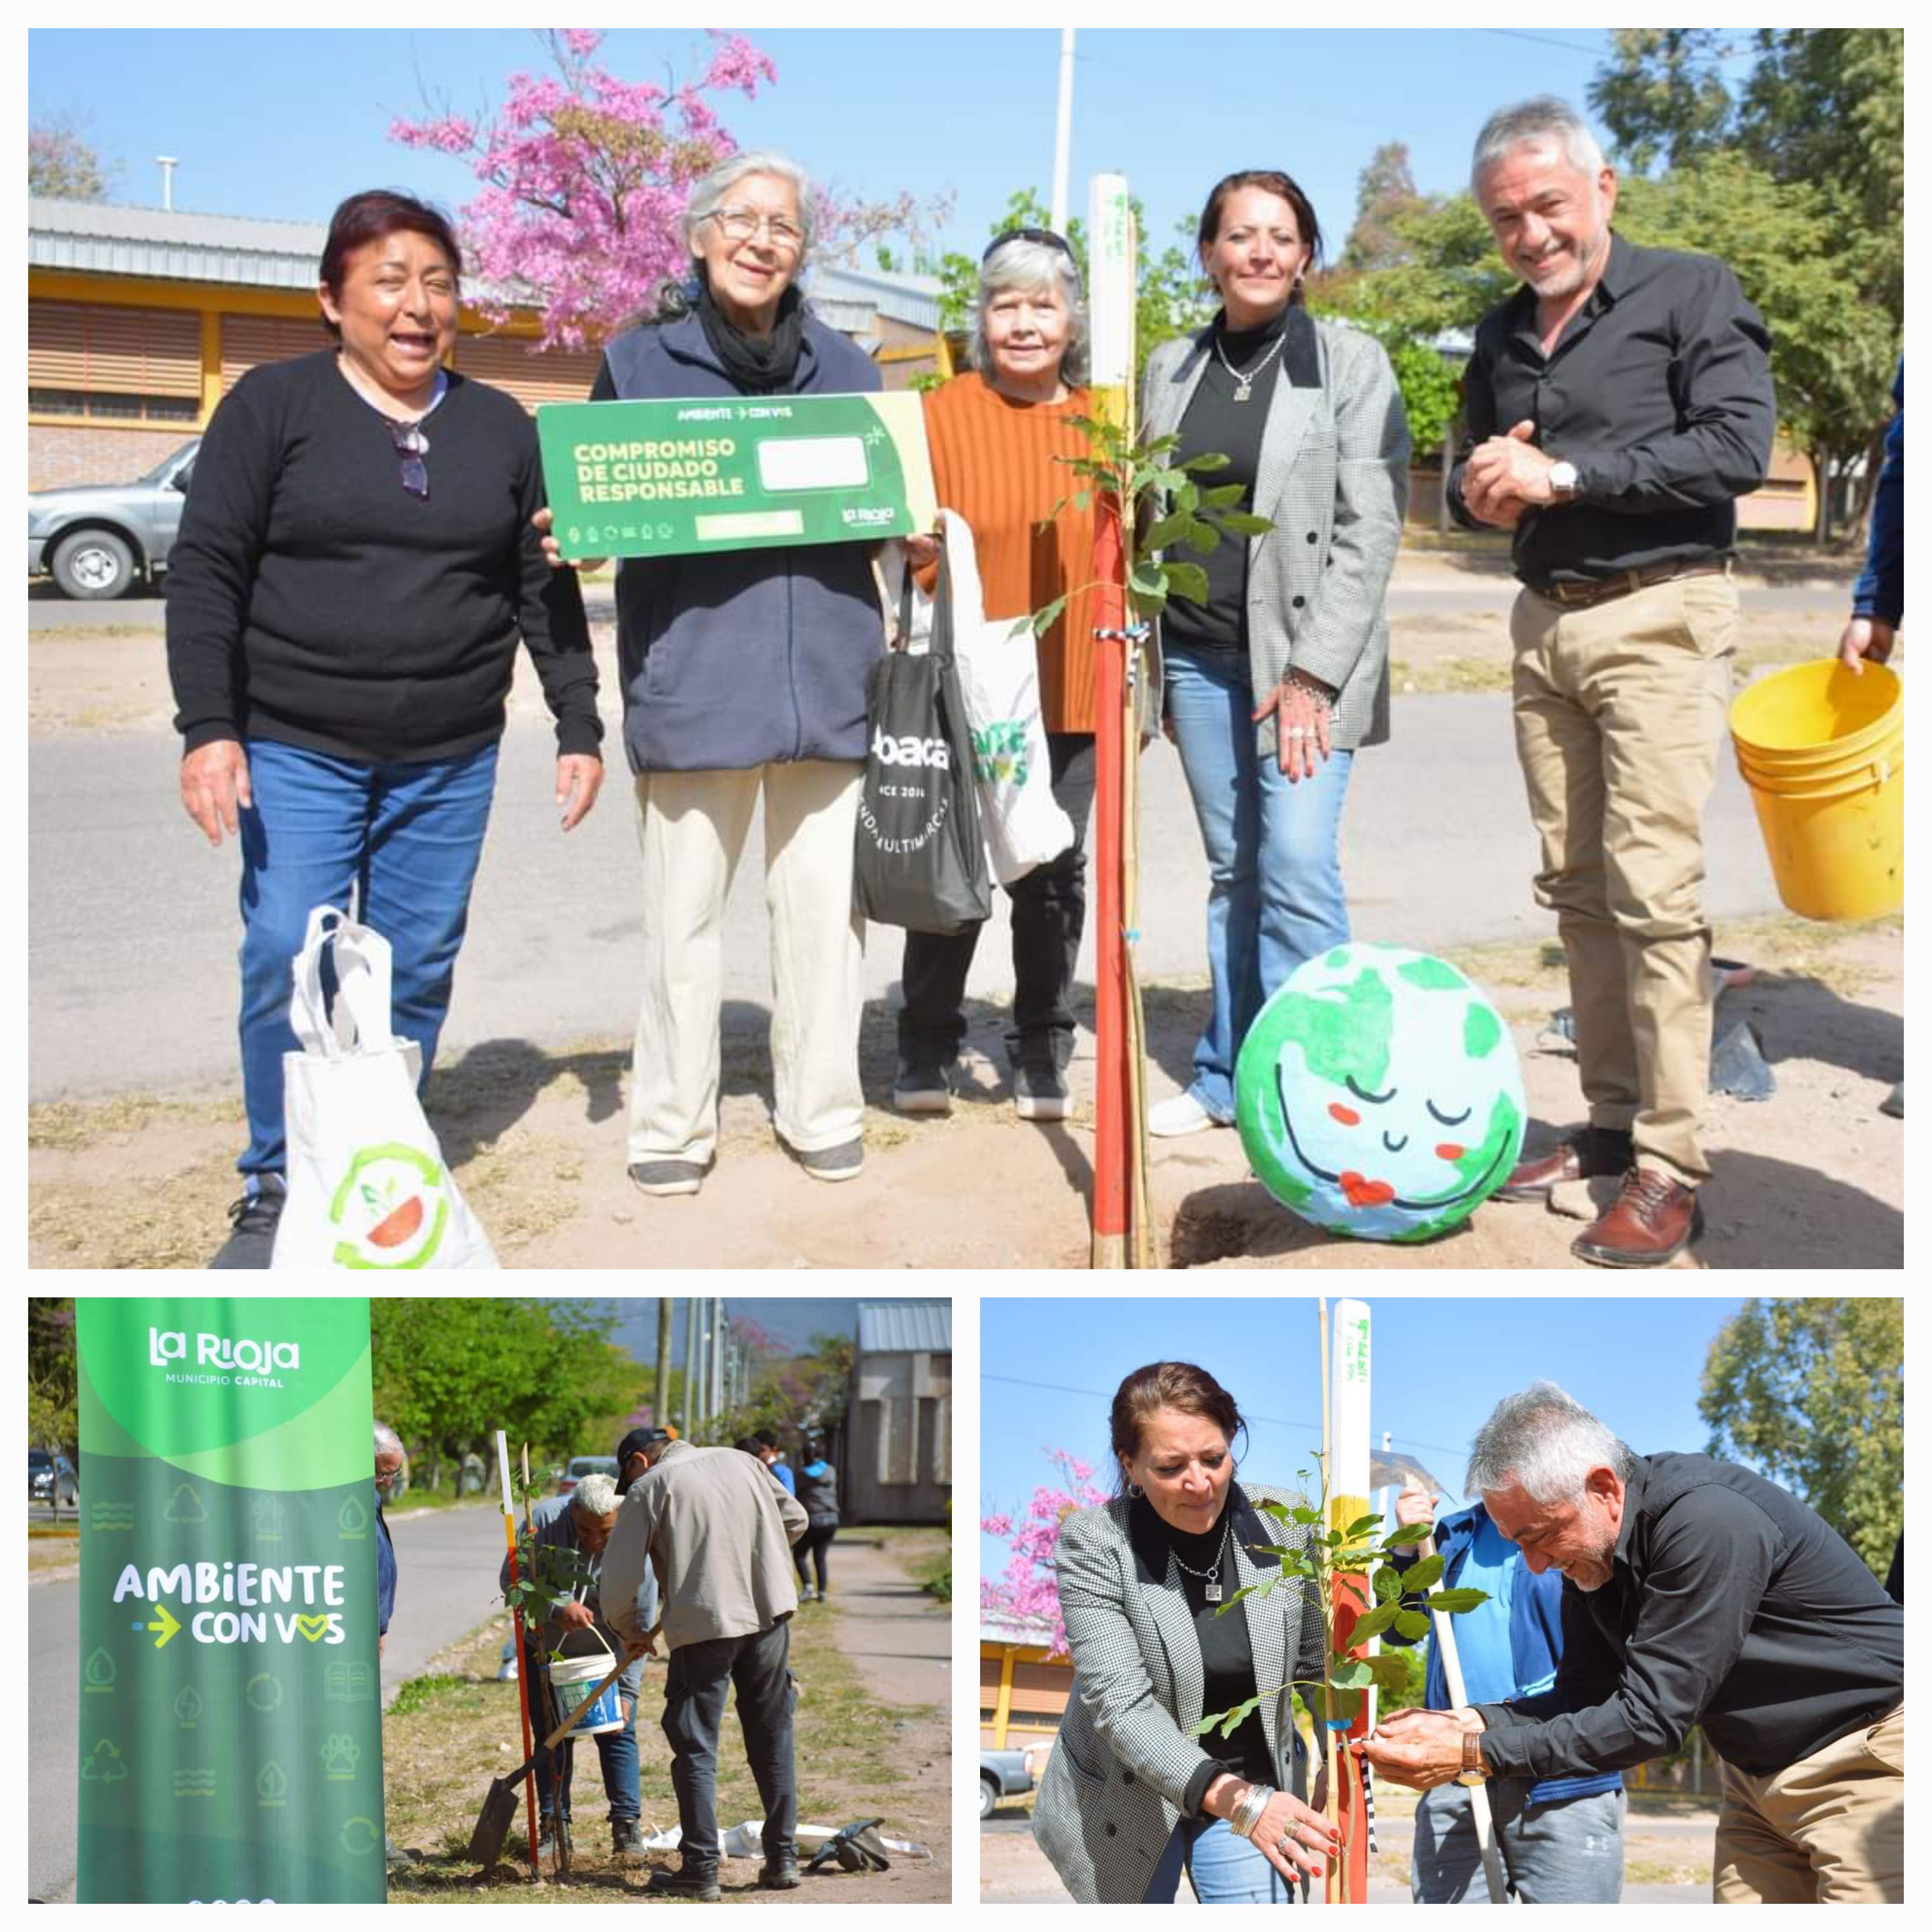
[1548,458,1581,502]
[1454,1731,1491,1787]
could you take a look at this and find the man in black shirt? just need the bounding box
[1446,97,1776,1267]
[1362,1382,1903,1903]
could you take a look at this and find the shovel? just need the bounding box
[468,1652,630,1870]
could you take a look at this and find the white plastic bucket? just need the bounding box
[548,1639,624,1737]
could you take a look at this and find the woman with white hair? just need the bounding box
[892,227,1104,1123]
[589,150,885,1199]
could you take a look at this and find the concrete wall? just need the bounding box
[846,1347,952,1523]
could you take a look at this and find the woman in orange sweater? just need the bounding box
[894,230,1100,1122]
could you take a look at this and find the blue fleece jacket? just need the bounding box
[594,311,886,773]
[1851,364,1902,624]
[1388,1501,1623,1806]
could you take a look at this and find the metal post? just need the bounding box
[156,156,178,211]
[1049,30,1075,232]
[682,1296,699,1433]
[710,1305,726,1417]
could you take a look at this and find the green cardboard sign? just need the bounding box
[77,1298,386,1903]
[537,390,937,559]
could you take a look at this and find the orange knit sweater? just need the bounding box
[919,373,1101,733]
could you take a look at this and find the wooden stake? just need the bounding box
[1318,1298,1344,1904]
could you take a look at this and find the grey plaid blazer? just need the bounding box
[1032,1483,1326,1903]
[1140,316,1409,753]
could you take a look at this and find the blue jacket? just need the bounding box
[1388,1502,1622,1805]
[375,1490,396,1638]
[596,311,886,773]
[1851,363,1903,624]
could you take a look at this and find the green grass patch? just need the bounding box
[390,1673,466,1717]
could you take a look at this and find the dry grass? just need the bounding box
[384,1602,936,1902]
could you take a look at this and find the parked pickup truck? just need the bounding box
[28,437,199,599]
[980,1745,1043,1819]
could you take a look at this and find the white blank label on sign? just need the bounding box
[757,435,869,492]
[694,509,806,542]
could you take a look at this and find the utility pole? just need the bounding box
[682,1296,700,1434]
[654,1298,673,1429]
[710,1305,727,1417]
[1049,30,1076,232]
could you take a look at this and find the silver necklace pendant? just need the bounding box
[1232,380,1252,405]
[1204,1578,1224,1603]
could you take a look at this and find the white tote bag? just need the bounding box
[272,906,497,1271]
[906,510,1075,886]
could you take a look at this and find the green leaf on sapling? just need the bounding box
[1346,1513,1384,1538]
[1178,450,1232,472]
[1403,1555,1446,1593]
[1424,1587,1491,1614]
[1254,1499,1297,1522]
[1143,512,1193,551]
[1394,1609,1432,1640]
[1340,1601,1402,1644]
[1290,1506,1322,1525]
[1218,511,1275,536]
[1198,482,1247,509]
[1385,1521,1434,1545]
[1179,521,1220,555]
[1028,596,1069,637]
[1160,561,1210,603]
[1329,1659,1375,1689]
[1373,1564,1405,1603]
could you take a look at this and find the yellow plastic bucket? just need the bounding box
[1729,660,1904,921]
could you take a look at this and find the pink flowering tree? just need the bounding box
[981,1448,1111,1656]
[391,30,936,352]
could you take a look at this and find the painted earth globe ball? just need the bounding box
[1234,942,1525,1242]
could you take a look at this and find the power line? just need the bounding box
[1485,28,1603,58]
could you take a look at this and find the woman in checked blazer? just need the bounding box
[1140,170,1409,1142]
[1032,1362,1338,1904]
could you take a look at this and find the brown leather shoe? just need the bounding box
[1495,1126,1635,1202]
[1572,1167,1704,1268]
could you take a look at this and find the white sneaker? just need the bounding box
[1148,1092,1228,1138]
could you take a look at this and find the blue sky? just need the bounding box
[28,27,1717,274]
[979,1295,1762,1587]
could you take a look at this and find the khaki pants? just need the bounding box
[628,761,865,1165]
[1511,572,1737,1185]
[1713,1705,1904,1903]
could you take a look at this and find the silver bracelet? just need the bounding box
[1230,1781,1274,1839]
[1283,670,1333,708]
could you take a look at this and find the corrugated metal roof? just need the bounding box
[856,1302,952,1354]
[30,197,328,288]
[30,200,945,338]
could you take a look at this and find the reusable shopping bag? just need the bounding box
[853,550,992,934]
[918,510,1075,885]
[272,906,497,1270]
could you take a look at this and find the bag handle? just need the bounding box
[895,529,955,659]
[288,906,396,1061]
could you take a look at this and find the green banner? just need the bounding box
[76,1298,386,1903]
[537,390,938,559]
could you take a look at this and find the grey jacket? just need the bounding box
[599,1440,808,1654]
[1141,316,1409,753]
[1032,1483,1327,1904]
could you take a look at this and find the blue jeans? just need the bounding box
[525,1637,641,1825]
[1411,1780,1624,1903]
[235,737,498,1181]
[1144,1815,1300,1904]
[1163,646,1354,1119]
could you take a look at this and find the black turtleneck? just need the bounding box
[1132,1492,1275,1794]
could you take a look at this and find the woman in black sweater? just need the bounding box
[166,189,603,1267]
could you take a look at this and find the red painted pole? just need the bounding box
[1329,1566,1375,1903]
[1090,496,1128,1267]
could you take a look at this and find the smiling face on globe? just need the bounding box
[1235,943,1526,1242]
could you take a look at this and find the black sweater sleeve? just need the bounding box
[166,373,278,753]
[508,415,602,758]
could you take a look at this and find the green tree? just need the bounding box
[1699,1298,1902,1578]
[1340,142,1426,274]
[1588,29,1737,173]
[28,1297,78,1458]
[29,113,115,200]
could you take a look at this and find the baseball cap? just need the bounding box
[614,1426,673,1492]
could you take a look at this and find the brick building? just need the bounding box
[28,196,943,491]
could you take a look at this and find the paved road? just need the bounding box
[29,1502,505,1903]
[25,578,1852,631]
[28,690,1782,1102]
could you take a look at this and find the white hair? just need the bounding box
[969,235,1089,388]
[1464,1381,1635,1505]
[373,1421,403,1458]
[571,1472,620,1517]
[684,148,818,266]
[1471,97,1608,191]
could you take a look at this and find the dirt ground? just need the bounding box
[28,909,1903,1270]
[380,1536,949,1904]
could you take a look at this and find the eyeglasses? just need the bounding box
[387,418,429,500]
[706,207,805,252]
[983,226,1075,263]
